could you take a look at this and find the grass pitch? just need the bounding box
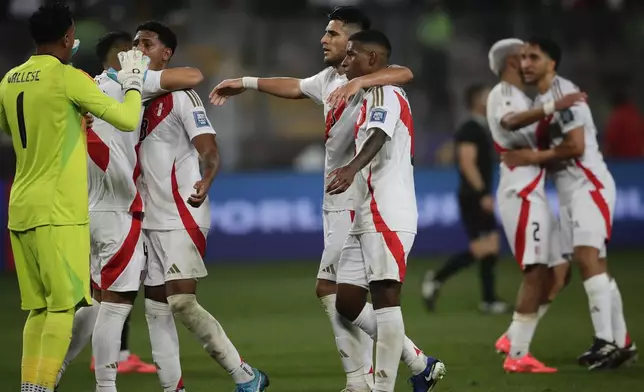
[0,251,642,391]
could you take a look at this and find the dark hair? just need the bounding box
[464,83,488,109]
[136,21,178,55]
[328,6,371,30]
[526,37,562,70]
[28,1,73,45]
[348,30,392,58]
[95,31,132,63]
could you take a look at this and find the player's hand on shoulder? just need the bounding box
[480,194,495,213]
[188,179,211,208]
[116,49,150,93]
[327,78,363,108]
[209,78,245,106]
[326,166,357,195]
[500,149,539,167]
[555,92,587,111]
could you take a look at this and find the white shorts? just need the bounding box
[559,183,615,259]
[89,211,146,292]
[143,228,209,287]
[497,188,563,269]
[336,232,415,289]
[317,210,354,281]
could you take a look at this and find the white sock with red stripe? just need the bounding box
[145,299,185,392]
[508,312,538,359]
[374,307,404,392]
[352,302,428,375]
[609,279,628,348]
[93,302,132,391]
[56,301,100,387]
[583,273,613,343]
[167,294,255,385]
[319,294,370,390]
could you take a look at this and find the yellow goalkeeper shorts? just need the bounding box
[10,224,91,311]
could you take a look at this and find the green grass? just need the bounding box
[1,252,643,391]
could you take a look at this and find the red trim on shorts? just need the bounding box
[575,159,612,241]
[100,213,143,290]
[367,169,407,282]
[514,169,545,268]
[349,210,355,223]
[87,128,110,172]
[170,161,206,258]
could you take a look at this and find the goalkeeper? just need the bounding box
[0,2,149,391]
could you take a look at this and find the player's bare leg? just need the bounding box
[144,285,185,392]
[92,289,136,391]
[56,289,102,389]
[317,277,374,392]
[502,264,557,373]
[575,246,621,369]
[165,279,269,392]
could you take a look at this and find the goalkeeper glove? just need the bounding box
[116,49,150,94]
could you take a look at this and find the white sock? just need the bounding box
[119,350,131,362]
[374,307,404,392]
[167,294,255,385]
[93,302,132,391]
[352,303,427,375]
[507,312,538,359]
[320,294,368,390]
[56,302,100,387]
[583,273,613,342]
[537,304,550,320]
[145,299,185,392]
[610,279,628,348]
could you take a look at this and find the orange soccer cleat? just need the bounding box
[90,354,157,374]
[495,333,510,355]
[503,353,557,373]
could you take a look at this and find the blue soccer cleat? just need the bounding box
[234,368,270,392]
[408,357,447,392]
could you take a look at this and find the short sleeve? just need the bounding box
[493,92,522,126]
[556,104,585,134]
[299,68,332,105]
[365,87,400,138]
[142,70,166,102]
[175,90,216,141]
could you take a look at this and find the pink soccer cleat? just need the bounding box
[118,354,157,373]
[495,333,510,355]
[503,353,557,373]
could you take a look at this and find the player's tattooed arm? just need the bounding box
[189,134,220,208]
[326,128,387,195]
[327,66,413,107]
[500,92,587,131]
[501,127,585,167]
[158,67,204,90]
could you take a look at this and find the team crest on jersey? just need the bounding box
[370,108,387,123]
[193,111,210,128]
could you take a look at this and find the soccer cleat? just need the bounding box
[577,337,620,370]
[610,342,639,369]
[503,354,557,373]
[234,368,270,392]
[495,333,511,355]
[421,271,441,311]
[408,356,447,392]
[479,301,511,315]
[118,354,157,373]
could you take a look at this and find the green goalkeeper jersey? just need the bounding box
[0,54,142,231]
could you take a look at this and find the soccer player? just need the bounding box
[133,21,269,392]
[501,37,638,370]
[422,83,509,314]
[326,30,446,392]
[0,3,147,391]
[210,7,427,391]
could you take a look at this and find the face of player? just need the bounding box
[342,41,373,80]
[133,30,172,71]
[320,20,352,67]
[60,23,76,64]
[520,44,553,85]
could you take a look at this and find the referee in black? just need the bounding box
[422,83,509,314]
